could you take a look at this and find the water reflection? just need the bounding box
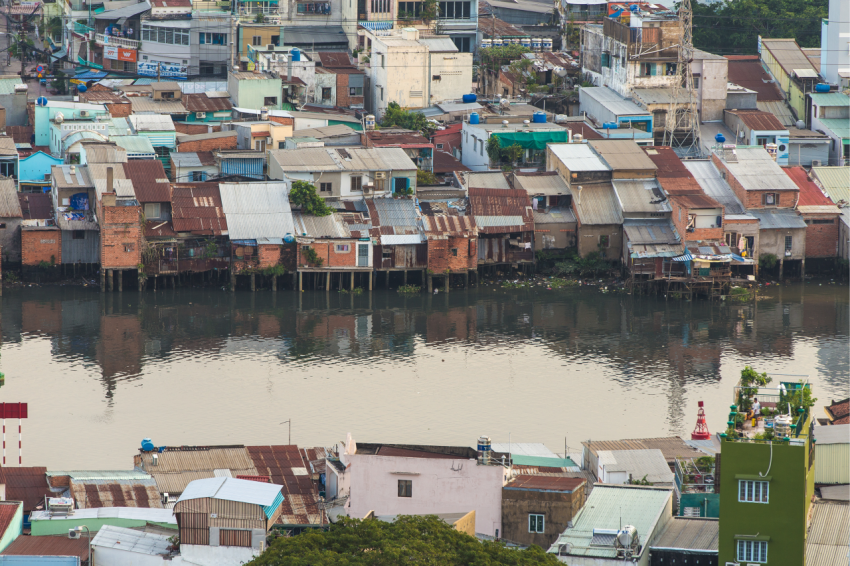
[2,284,847,468]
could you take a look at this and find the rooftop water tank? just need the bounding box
[814,83,830,93]
[542,38,553,51]
[481,38,492,49]
[603,121,618,129]
[36,96,48,106]
[462,93,477,103]
[291,47,301,61]
[715,133,726,143]
[77,84,87,93]
[532,111,546,123]
[477,436,492,464]
[141,438,155,452]
[365,114,376,130]
[283,234,295,243]
[630,3,639,10]
[532,38,542,51]
[469,112,480,124]
[520,37,531,48]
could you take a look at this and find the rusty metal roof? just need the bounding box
[70,479,163,509]
[366,198,423,241]
[292,212,351,239]
[505,475,586,492]
[136,446,258,494]
[726,109,786,131]
[183,93,233,113]
[18,193,53,220]
[0,467,49,513]
[123,160,170,203]
[422,214,476,237]
[725,56,784,101]
[366,130,432,146]
[246,445,326,526]
[144,220,178,238]
[317,52,355,68]
[0,179,22,218]
[468,187,533,234]
[433,151,470,174]
[582,437,703,463]
[670,193,721,210]
[172,183,228,235]
[2,535,90,560]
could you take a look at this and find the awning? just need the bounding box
[359,21,393,30]
[732,254,755,264]
[492,130,570,150]
[50,46,68,62]
[75,69,109,80]
[672,252,694,262]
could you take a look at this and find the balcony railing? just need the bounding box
[73,21,95,35]
[95,33,140,49]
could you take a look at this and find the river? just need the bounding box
[1,282,847,470]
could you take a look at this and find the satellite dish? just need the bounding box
[795,120,805,129]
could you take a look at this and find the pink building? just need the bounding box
[326,434,508,537]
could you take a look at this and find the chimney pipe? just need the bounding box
[107,166,113,194]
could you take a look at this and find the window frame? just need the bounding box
[599,234,610,248]
[320,182,332,193]
[335,244,351,253]
[737,540,768,563]
[397,479,412,497]
[72,230,85,240]
[528,513,544,533]
[784,235,793,251]
[764,192,778,206]
[144,203,161,219]
[738,480,769,504]
[252,35,262,46]
[350,175,363,192]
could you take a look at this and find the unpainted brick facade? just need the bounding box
[334,74,364,109]
[232,244,284,273]
[299,241,362,268]
[177,135,237,153]
[99,204,142,269]
[21,227,61,266]
[427,237,477,272]
[670,198,724,243]
[801,214,840,257]
[711,154,797,209]
[175,123,212,135]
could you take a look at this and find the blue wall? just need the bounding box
[19,151,63,184]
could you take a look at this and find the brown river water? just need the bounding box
[1,282,847,469]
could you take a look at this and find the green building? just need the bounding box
[0,501,23,552]
[228,71,283,111]
[718,384,815,565]
[29,507,177,536]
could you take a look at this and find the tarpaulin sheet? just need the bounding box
[492,130,570,150]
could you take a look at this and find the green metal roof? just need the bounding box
[511,454,578,468]
[808,93,850,107]
[812,167,849,203]
[111,135,156,155]
[818,118,850,140]
[548,484,672,559]
[0,77,24,95]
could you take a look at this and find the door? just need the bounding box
[357,243,369,267]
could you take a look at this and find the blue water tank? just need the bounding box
[715,133,726,143]
[462,93,477,103]
[36,96,48,107]
[469,112,480,124]
[603,122,618,129]
[141,438,155,452]
[814,83,830,93]
[291,47,301,62]
[532,111,546,123]
[77,84,87,93]
[630,3,639,10]
[283,234,295,243]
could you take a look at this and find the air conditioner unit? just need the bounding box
[80,110,90,118]
[811,159,821,166]
[196,112,206,119]
[267,44,275,50]
[375,172,386,179]
[68,529,81,539]
[363,184,373,193]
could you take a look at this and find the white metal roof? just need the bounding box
[548,143,610,172]
[270,148,416,172]
[129,114,176,132]
[491,443,558,458]
[718,147,800,192]
[91,525,171,555]
[596,449,674,484]
[30,507,176,524]
[814,424,849,445]
[380,234,423,245]
[683,160,746,215]
[219,182,294,240]
[580,87,651,117]
[177,477,283,506]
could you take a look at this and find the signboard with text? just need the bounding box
[104,45,137,62]
[137,61,187,79]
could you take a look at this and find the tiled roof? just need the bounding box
[184,93,233,113]
[505,475,586,492]
[171,183,228,235]
[1,535,89,560]
[0,502,20,540]
[725,56,785,101]
[123,160,171,203]
[468,187,534,234]
[0,467,49,513]
[825,398,849,423]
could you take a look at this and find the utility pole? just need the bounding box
[662,0,700,155]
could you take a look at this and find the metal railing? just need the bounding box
[95,33,140,49]
[73,21,95,35]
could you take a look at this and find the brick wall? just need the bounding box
[427,237,476,271]
[100,205,141,269]
[299,241,359,268]
[89,84,111,92]
[335,74,350,109]
[257,244,281,268]
[710,153,797,209]
[177,135,237,153]
[802,215,840,257]
[175,123,211,135]
[269,116,294,126]
[21,228,61,266]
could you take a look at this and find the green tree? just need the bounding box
[380,102,435,137]
[9,34,34,61]
[417,169,438,185]
[248,515,562,566]
[289,180,334,217]
[46,16,63,42]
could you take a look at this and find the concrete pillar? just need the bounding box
[779,259,784,280]
[326,271,330,293]
[100,268,106,292]
[117,270,123,292]
[444,274,449,293]
[298,271,303,292]
[230,269,236,292]
[272,274,277,292]
[368,271,373,291]
[250,272,256,292]
[350,271,355,290]
[427,275,433,293]
[403,270,407,285]
[107,269,113,292]
[800,259,805,281]
[464,270,469,289]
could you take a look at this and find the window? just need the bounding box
[141,25,189,45]
[350,176,363,192]
[380,87,384,101]
[529,514,544,533]
[693,76,700,89]
[785,236,793,251]
[452,36,471,52]
[382,249,392,259]
[0,162,12,177]
[436,143,444,149]
[252,36,262,46]
[451,248,458,256]
[322,87,332,100]
[160,91,175,100]
[297,2,331,13]
[737,540,767,563]
[199,64,215,75]
[72,230,85,240]
[144,203,161,219]
[764,193,777,206]
[438,0,470,19]
[335,244,351,252]
[0,223,5,229]
[808,218,835,224]
[271,35,280,46]
[398,1,423,17]
[398,480,412,497]
[599,234,610,248]
[738,480,769,503]
[350,86,363,96]
[199,32,227,45]
[320,182,332,193]
[642,62,655,76]
[255,140,266,151]
[665,63,677,75]
[601,53,610,68]
[191,171,207,182]
[264,96,277,106]
[278,141,285,149]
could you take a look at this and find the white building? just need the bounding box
[461,117,569,171]
[138,12,233,78]
[369,28,473,118]
[326,434,508,537]
[820,0,850,88]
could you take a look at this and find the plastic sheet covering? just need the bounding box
[492,130,569,150]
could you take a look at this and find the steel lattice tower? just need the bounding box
[662,0,701,155]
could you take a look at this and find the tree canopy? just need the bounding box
[380,102,435,137]
[691,0,827,53]
[289,180,334,216]
[247,516,562,566]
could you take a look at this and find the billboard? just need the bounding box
[137,61,187,79]
[104,45,137,62]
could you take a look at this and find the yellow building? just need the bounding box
[237,24,283,68]
[759,38,821,122]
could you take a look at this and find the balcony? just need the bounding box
[724,380,813,443]
[72,21,95,35]
[95,33,140,49]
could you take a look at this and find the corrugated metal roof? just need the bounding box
[573,183,622,225]
[468,187,534,234]
[292,212,351,238]
[1,535,89,559]
[613,179,671,213]
[727,110,786,131]
[684,160,746,214]
[596,449,674,483]
[533,207,577,225]
[506,475,586,492]
[124,160,170,203]
[111,136,156,156]
[761,39,818,77]
[812,167,849,204]
[749,208,807,229]
[291,124,358,140]
[820,485,850,501]
[30,507,177,524]
[0,77,24,95]
[271,148,416,172]
[651,518,719,551]
[84,144,128,164]
[632,87,688,105]
[590,140,658,171]
[183,93,232,113]
[0,179,22,218]
[436,101,482,113]
[47,470,152,480]
[171,152,203,167]
[379,234,422,245]
[624,219,680,246]
[176,477,283,507]
[671,193,721,210]
[726,57,785,101]
[91,525,171,555]
[18,193,54,220]
[418,37,459,52]
[177,130,237,143]
[172,184,228,235]
[130,97,188,114]
[814,424,849,445]
[718,148,800,192]
[756,100,796,126]
[797,204,841,214]
[805,502,850,566]
[808,93,850,107]
[491,443,558,458]
[818,118,850,138]
[581,87,651,117]
[52,165,92,188]
[547,143,610,172]
[70,479,162,509]
[513,173,571,196]
[369,198,420,230]
[147,471,218,495]
[219,182,294,239]
[547,485,672,559]
[129,114,176,132]
[459,171,511,190]
[582,437,703,462]
[421,214,476,237]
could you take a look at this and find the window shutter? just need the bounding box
[650,63,656,76]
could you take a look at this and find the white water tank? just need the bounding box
[477,436,491,464]
[365,114,376,130]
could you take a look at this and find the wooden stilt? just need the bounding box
[250,273,256,292]
[107,269,114,292]
[350,271,355,290]
[117,270,123,292]
[298,271,302,292]
[326,271,330,293]
[100,268,106,292]
[368,271,373,291]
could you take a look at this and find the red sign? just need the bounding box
[104,45,137,62]
[0,403,28,419]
